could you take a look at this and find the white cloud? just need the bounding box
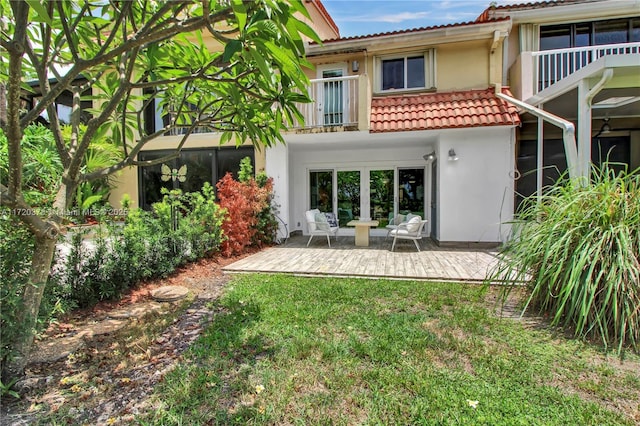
[338,11,431,24]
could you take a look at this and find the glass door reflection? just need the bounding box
[398,168,425,218]
[337,170,360,226]
[369,169,394,228]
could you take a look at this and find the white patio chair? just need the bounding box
[385,213,406,239]
[305,209,339,247]
[389,217,428,252]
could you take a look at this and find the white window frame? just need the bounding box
[375,50,436,94]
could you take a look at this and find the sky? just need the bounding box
[320,0,512,38]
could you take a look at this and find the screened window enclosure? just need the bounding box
[514,136,631,211]
[138,147,254,210]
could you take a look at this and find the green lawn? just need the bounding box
[140,274,640,425]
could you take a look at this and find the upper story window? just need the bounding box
[22,84,92,126]
[143,88,211,136]
[382,56,424,90]
[540,17,640,50]
[376,50,435,93]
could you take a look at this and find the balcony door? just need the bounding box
[318,65,347,126]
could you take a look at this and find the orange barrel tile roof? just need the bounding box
[370,87,521,133]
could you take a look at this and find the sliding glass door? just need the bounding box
[309,170,333,213]
[337,170,360,226]
[398,168,425,218]
[309,167,425,229]
[369,169,394,227]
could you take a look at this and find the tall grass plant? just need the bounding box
[490,165,640,354]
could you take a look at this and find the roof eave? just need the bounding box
[488,0,640,24]
[306,19,512,56]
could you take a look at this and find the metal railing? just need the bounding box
[533,42,640,92]
[293,75,359,128]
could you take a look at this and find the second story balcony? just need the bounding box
[510,41,640,102]
[292,74,368,132]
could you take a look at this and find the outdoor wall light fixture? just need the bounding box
[423,151,436,161]
[448,149,459,161]
[352,60,359,72]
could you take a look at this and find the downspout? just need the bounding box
[586,69,613,105]
[494,84,579,180]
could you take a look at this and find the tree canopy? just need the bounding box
[0,0,319,381]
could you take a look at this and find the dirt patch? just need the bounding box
[0,248,261,425]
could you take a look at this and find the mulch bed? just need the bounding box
[1,247,262,425]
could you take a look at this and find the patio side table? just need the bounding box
[346,220,379,247]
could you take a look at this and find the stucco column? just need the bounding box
[357,73,369,131]
[577,79,592,179]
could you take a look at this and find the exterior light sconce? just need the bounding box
[352,60,359,72]
[448,149,459,161]
[423,151,436,161]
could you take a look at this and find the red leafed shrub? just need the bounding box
[216,172,273,257]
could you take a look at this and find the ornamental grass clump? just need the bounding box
[491,165,640,354]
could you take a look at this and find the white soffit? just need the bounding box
[593,96,640,109]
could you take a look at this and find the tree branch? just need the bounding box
[56,2,80,62]
[20,6,234,129]
[81,124,189,181]
[0,184,59,240]
[129,58,233,90]
[70,47,139,181]
[6,0,30,200]
[94,1,130,57]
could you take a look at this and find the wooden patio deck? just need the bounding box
[223,234,502,282]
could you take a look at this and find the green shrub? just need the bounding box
[254,171,280,246]
[48,184,225,308]
[182,182,225,259]
[490,165,640,354]
[0,216,34,369]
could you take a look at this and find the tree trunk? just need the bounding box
[2,233,59,382]
[2,181,71,382]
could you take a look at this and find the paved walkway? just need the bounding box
[223,235,502,282]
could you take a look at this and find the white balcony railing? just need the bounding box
[293,75,359,129]
[533,42,640,92]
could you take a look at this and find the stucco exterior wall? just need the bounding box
[300,2,340,41]
[437,40,491,91]
[287,142,432,236]
[273,125,517,244]
[437,126,515,244]
[265,143,290,239]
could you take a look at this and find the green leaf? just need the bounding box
[231,0,247,30]
[264,40,296,73]
[248,49,275,85]
[26,0,52,25]
[294,19,323,45]
[223,40,242,63]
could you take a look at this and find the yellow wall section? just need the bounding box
[437,40,490,91]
